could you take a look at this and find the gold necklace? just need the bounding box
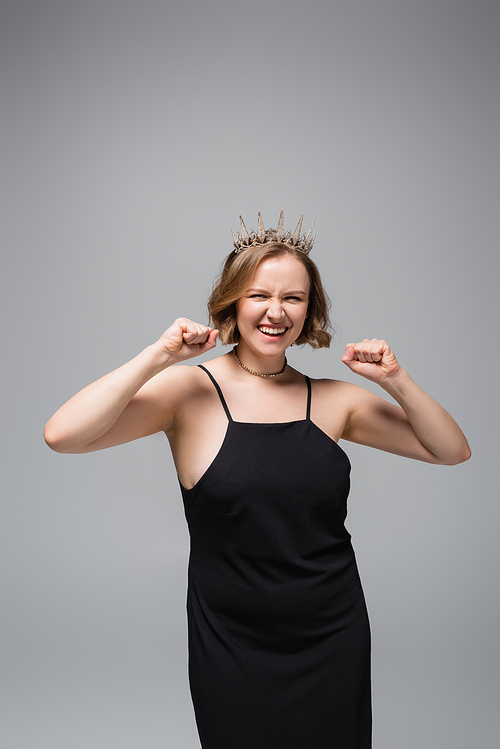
[233,346,287,378]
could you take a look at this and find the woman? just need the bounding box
[44,211,470,749]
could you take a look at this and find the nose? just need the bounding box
[266,299,285,321]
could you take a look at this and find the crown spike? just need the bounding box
[304,220,315,242]
[292,215,304,244]
[306,234,316,254]
[257,212,266,242]
[239,215,250,243]
[276,209,285,241]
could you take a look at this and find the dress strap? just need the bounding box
[198,365,233,422]
[305,376,312,421]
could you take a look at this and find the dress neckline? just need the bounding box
[178,418,349,494]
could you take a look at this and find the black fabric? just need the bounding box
[179,366,371,748]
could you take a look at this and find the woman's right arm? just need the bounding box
[43,318,218,453]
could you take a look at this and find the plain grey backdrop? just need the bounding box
[1,0,498,747]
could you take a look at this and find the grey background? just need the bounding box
[1,0,498,747]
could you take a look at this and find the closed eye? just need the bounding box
[249,294,304,301]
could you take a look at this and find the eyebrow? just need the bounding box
[246,287,308,296]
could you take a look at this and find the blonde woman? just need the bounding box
[45,212,470,749]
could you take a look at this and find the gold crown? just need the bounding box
[231,210,315,255]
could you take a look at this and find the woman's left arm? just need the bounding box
[340,339,471,465]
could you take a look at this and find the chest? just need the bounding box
[182,420,352,523]
[169,375,349,491]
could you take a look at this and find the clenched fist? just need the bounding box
[157,318,219,364]
[341,338,401,384]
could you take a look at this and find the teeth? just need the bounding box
[258,326,286,335]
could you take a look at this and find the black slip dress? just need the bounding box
[179,366,372,749]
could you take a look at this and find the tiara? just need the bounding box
[231,210,315,255]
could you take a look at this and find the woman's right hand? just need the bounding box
[157,318,219,363]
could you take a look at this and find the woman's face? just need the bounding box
[235,255,310,358]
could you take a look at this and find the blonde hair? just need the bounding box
[208,243,333,348]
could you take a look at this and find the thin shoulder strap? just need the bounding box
[198,365,233,422]
[305,375,312,421]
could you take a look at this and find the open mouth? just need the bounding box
[257,326,288,337]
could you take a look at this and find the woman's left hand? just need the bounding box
[341,339,402,384]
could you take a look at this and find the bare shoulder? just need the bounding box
[307,376,389,443]
[140,358,219,407]
[310,377,371,408]
[150,361,205,393]
[144,351,230,391]
[144,354,230,432]
[304,377,366,443]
